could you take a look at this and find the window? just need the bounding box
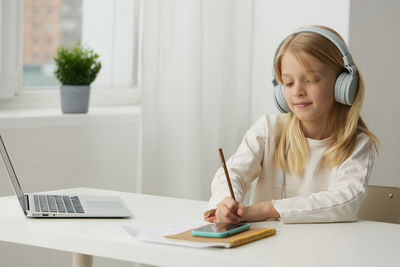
[23,0,140,90]
[0,0,140,106]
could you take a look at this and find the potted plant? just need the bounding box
[54,42,101,113]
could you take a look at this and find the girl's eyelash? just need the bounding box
[284,78,319,86]
[306,79,319,83]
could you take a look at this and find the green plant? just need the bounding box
[54,42,102,85]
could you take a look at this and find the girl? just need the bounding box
[204,26,379,224]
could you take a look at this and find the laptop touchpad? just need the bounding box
[86,201,123,209]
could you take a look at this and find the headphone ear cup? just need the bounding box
[273,84,290,113]
[334,72,359,105]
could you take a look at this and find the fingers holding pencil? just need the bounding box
[216,197,246,223]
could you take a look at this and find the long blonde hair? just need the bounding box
[273,26,379,176]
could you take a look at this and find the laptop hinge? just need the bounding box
[24,195,29,211]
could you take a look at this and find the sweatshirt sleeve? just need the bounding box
[272,133,375,223]
[207,115,268,211]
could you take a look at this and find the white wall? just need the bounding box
[0,118,140,267]
[349,0,400,187]
[0,122,139,196]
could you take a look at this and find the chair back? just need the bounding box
[358,185,400,224]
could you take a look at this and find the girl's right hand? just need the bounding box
[215,197,245,223]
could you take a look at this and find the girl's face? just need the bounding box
[280,51,337,128]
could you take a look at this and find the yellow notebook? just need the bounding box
[165,227,276,248]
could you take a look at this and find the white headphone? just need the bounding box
[272,26,359,113]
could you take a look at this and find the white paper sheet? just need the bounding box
[122,220,224,248]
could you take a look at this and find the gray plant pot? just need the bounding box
[60,85,90,113]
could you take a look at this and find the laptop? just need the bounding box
[0,134,131,218]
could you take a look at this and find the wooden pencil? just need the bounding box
[218,148,236,201]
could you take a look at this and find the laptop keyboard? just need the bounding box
[33,195,85,214]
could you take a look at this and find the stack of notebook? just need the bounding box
[165,227,276,248]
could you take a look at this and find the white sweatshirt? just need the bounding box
[207,114,375,223]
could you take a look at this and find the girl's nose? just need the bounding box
[293,82,306,96]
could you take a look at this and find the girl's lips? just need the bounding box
[294,103,311,108]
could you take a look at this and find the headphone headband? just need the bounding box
[272,26,357,79]
[293,27,352,64]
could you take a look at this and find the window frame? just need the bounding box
[0,0,141,108]
[0,0,24,99]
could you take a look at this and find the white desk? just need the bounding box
[0,187,398,267]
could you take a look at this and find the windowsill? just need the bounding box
[0,89,141,128]
[0,106,141,128]
[0,88,140,109]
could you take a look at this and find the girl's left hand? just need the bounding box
[203,209,217,223]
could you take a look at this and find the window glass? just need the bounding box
[23,0,82,89]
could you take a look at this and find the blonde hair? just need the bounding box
[273,26,379,176]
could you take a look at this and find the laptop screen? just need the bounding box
[0,135,26,211]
